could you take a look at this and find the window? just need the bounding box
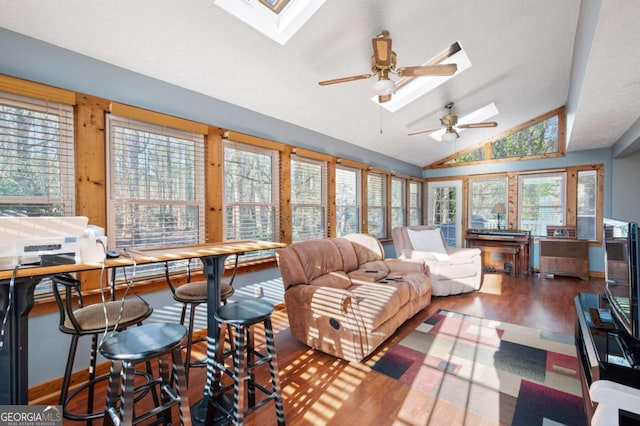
[107,115,205,255]
[428,180,462,247]
[469,177,508,230]
[391,177,406,230]
[431,107,565,169]
[577,169,597,240]
[224,140,280,256]
[367,172,387,239]
[0,91,75,216]
[291,155,327,241]
[518,172,566,236]
[492,114,559,160]
[335,165,361,236]
[408,180,422,226]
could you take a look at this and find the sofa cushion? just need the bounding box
[291,238,344,282]
[309,271,352,289]
[330,238,359,272]
[348,268,388,283]
[276,246,309,290]
[358,260,390,275]
[407,228,447,254]
[343,233,384,265]
[348,283,402,331]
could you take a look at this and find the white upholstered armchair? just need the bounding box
[392,225,482,296]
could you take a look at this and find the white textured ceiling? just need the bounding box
[1,0,639,166]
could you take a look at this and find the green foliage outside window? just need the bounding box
[441,112,559,166]
[492,115,558,159]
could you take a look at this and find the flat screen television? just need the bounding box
[604,217,640,340]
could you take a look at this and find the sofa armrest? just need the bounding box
[384,258,426,274]
[285,284,355,315]
[399,249,446,261]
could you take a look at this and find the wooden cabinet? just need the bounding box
[539,238,589,280]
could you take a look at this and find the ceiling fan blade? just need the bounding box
[318,73,373,86]
[378,94,392,103]
[408,127,442,136]
[396,63,458,77]
[393,76,414,92]
[372,33,393,68]
[457,122,498,129]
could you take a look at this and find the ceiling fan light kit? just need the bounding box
[373,78,395,96]
[442,131,458,143]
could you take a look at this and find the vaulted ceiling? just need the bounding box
[1,0,639,167]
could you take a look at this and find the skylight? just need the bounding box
[215,0,326,45]
[259,0,290,14]
[373,42,472,113]
[430,103,499,142]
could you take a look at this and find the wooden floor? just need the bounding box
[46,272,604,425]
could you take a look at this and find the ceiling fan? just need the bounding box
[409,102,498,141]
[318,31,457,103]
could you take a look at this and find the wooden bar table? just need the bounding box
[0,240,284,413]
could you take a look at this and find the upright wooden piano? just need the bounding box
[465,228,531,274]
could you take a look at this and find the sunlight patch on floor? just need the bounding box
[478,273,504,295]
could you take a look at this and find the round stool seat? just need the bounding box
[174,280,234,303]
[100,323,187,361]
[215,299,274,325]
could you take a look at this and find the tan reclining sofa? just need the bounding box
[276,233,432,362]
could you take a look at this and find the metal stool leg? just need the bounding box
[104,360,122,426]
[172,345,192,425]
[246,326,256,408]
[234,323,248,425]
[59,334,79,408]
[264,317,286,426]
[120,362,137,426]
[158,354,174,425]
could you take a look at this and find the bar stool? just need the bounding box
[100,322,192,426]
[207,299,285,426]
[164,254,239,381]
[51,273,154,423]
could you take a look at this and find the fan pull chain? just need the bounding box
[379,105,383,134]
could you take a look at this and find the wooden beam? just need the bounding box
[0,74,75,104]
[109,102,209,134]
[207,129,224,242]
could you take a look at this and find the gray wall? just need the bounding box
[611,150,640,223]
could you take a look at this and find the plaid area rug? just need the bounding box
[371,310,587,425]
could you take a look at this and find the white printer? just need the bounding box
[0,216,107,269]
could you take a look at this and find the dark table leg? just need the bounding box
[191,254,231,426]
[0,276,41,405]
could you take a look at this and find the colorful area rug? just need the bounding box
[371,310,586,425]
